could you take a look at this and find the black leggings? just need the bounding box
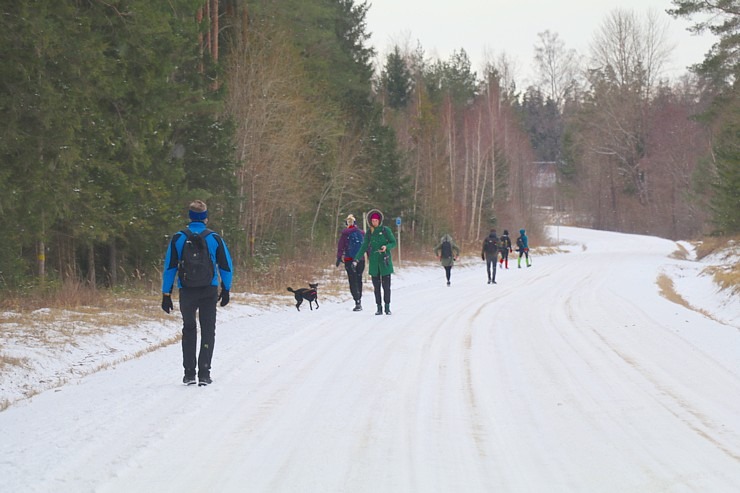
[371,275,391,305]
[444,265,452,281]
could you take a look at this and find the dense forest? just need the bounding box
[0,0,737,291]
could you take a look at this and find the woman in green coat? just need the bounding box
[354,209,397,315]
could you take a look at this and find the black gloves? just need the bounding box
[218,288,230,307]
[336,258,342,267]
[161,294,173,313]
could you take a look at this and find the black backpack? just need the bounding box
[178,229,214,288]
[440,240,453,259]
[483,236,499,254]
[500,235,511,250]
[516,236,524,249]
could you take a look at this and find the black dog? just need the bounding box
[287,283,319,311]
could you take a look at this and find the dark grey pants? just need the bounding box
[179,285,218,378]
[486,255,498,282]
[344,258,365,302]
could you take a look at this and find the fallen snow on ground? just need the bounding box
[1,226,739,493]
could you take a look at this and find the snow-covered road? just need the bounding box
[2,227,739,492]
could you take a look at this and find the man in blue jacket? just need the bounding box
[162,200,233,386]
[336,214,365,311]
[517,228,531,268]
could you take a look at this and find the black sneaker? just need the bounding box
[183,375,196,386]
[198,376,212,387]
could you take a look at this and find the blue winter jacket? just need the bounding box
[518,229,529,250]
[162,221,233,293]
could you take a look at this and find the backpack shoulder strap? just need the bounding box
[182,228,214,239]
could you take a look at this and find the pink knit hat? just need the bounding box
[370,212,381,221]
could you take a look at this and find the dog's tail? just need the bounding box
[287,287,295,293]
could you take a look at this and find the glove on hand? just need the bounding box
[481,254,485,261]
[351,260,359,272]
[524,248,529,253]
[336,258,342,267]
[161,294,173,314]
[218,288,230,307]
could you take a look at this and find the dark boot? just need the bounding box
[375,304,383,315]
[353,300,362,312]
[384,303,391,315]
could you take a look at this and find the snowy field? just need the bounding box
[1,226,739,492]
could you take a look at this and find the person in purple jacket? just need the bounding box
[336,214,366,311]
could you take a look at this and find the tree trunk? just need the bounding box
[87,243,96,287]
[109,241,117,287]
[37,239,46,282]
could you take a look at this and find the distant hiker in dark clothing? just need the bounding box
[481,229,500,284]
[499,229,513,269]
[353,209,396,315]
[162,200,233,387]
[517,228,531,268]
[434,234,460,286]
[336,214,365,311]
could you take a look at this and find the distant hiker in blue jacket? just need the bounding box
[336,214,365,311]
[516,228,531,268]
[161,200,233,387]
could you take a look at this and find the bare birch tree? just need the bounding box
[533,30,582,108]
[580,8,675,217]
[226,28,333,257]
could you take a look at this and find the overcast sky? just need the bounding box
[365,0,715,85]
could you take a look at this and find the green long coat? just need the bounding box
[355,223,397,277]
[434,234,460,267]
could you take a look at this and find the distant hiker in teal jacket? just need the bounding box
[517,228,531,268]
[353,209,396,315]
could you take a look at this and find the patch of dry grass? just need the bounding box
[656,274,685,306]
[656,273,713,320]
[0,353,29,371]
[695,235,739,260]
[692,235,740,296]
[703,264,740,296]
[669,243,690,260]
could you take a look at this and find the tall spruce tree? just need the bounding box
[381,46,413,110]
[669,0,740,233]
[709,85,740,234]
[0,1,234,287]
